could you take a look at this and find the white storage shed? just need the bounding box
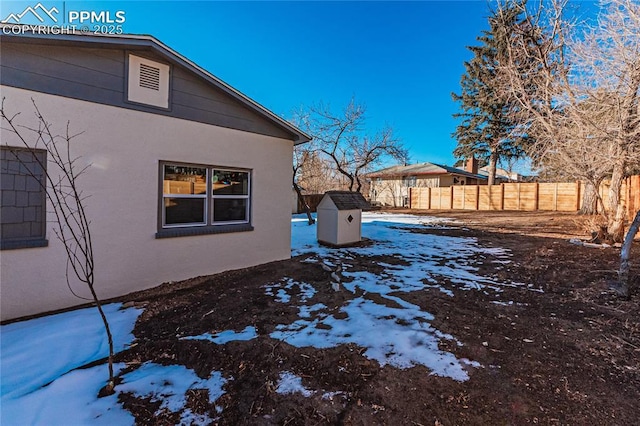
[317,191,370,246]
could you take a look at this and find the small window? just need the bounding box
[127,54,170,109]
[158,162,252,237]
[403,176,416,187]
[1,146,48,250]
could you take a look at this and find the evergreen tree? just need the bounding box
[451,1,530,185]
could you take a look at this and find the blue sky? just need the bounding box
[2,1,599,169]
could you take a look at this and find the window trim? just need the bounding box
[157,161,252,238]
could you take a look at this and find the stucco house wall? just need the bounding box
[0,87,294,320]
[0,31,309,321]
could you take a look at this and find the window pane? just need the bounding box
[213,198,248,222]
[212,170,249,195]
[164,198,205,225]
[164,165,207,195]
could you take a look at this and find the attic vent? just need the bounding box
[127,54,170,109]
[139,63,160,91]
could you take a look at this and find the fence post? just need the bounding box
[517,183,521,210]
[534,182,539,211]
[500,183,505,211]
[427,187,432,210]
[475,185,480,210]
[634,176,640,218]
[450,187,454,209]
[575,180,581,211]
[629,177,633,219]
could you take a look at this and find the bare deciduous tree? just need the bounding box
[497,0,640,242]
[295,99,408,194]
[294,149,339,195]
[1,99,116,396]
[292,146,316,225]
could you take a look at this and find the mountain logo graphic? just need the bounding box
[2,3,59,24]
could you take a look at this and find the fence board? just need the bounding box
[429,187,452,209]
[502,183,519,210]
[410,187,430,210]
[297,194,324,213]
[452,186,464,209]
[478,186,492,210]
[629,175,640,217]
[464,186,479,210]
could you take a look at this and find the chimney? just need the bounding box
[465,157,478,175]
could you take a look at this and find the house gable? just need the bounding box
[0,32,309,143]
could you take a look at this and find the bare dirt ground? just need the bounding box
[119,210,640,425]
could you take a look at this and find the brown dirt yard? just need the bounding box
[118,210,640,425]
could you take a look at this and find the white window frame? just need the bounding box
[161,165,208,228]
[211,168,251,225]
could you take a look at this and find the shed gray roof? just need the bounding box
[323,191,370,210]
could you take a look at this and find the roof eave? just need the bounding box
[0,26,312,143]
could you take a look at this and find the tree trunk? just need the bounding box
[293,181,315,225]
[487,149,499,186]
[617,210,640,299]
[607,160,626,243]
[579,181,599,215]
[355,174,363,193]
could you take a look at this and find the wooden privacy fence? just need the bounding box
[410,175,640,219]
[622,175,640,218]
[297,194,325,213]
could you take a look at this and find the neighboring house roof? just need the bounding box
[478,166,517,181]
[322,191,370,210]
[0,24,311,144]
[368,162,488,181]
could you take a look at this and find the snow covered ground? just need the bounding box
[275,213,527,381]
[0,212,524,425]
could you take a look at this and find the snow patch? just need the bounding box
[1,303,141,400]
[276,371,314,397]
[182,325,258,344]
[118,362,227,416]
